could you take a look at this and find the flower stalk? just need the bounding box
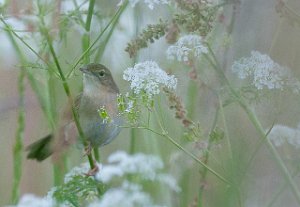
[205,44,300,204]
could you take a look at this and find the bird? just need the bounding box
[26,63,122,161]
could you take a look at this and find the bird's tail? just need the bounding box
[26,134,53,161]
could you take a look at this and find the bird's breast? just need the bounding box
[78,93,121,146]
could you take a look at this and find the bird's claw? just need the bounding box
[85,165,99,176]
[83,143,92,156]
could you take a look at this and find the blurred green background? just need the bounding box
[1,0,300,206]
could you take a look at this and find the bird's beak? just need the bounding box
[79,66,89,74]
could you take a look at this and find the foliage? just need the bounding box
[1,0,300,206]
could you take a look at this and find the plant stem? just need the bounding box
[205,44,300,204]
[129,128,137,154]
[219,96,233,161]
[11,66,25,204]
[0,18,50,68]
[186,80,197,119]
[3,22,26,204]
[267,169,300,207]
[81,0,99,164]
[2,19,64,200]
[85,0,95,34]
[128,0,138,155]
[69,2,128,77]
[165,131,229,184]
[93,1,126,63]
[153,108,230,185]
[198,106,220,207]
[241,101,300,204]
[0,18,56,128]
[71,0,85,26]
[120,117,230,184]
[0,21,55,130]
[82,0,95,64]
[40,15,95,170]
[93,148,100,162]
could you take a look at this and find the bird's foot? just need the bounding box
[83,143,92,156]
[85,164,99,176]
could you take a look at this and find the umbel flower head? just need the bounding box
[12,194,57,207]
[166,34,208,62]
[88,181,165,207]
[231,51,300,92]
[268,124,300,149]
[123,61,177,98]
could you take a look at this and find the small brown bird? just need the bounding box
[27,63,122,161]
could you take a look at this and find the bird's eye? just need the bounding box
[99,70,105,77]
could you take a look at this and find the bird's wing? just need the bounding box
[74,93,82,113]
[61,93,82,121]
[52,93,82,162]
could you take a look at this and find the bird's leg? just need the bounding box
[83,142,92,156]
[83,143,100,176]
[85,163,99,176]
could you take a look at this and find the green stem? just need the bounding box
[47,66,58,130]
[69,2,128,77]
[82,0,96,64]
[3,21,26,204]
[94,1,129,63]
[241,102,300,204]
[0,18,50,68]
[186,80,197,119]
[53,161,65,186]
[205,44,300,204]
[153,108,230,185]
[198,106,220,207]
[119,120,230,184]
[40,15,95,170]
[71,0,85,26]
[128,3,139,155]
[1,18,55,128]
[93,23,115,63]
[165,132,229,184]
[3,20,61,200]
[93,148,100,162]
[219,97,233,161]
[241,123,274,180]
[85,0,95,32]
[129,128,137,154]
[11,67,25,204]
[267,169,300,207]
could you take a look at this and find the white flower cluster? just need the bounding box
[14,152,100,207]
[12,194,57,207]
[231,51,300,92]
[88,181,164,207]
[166,34,208,62]
[268,124,300,148]
[92,151,180,206]
[63,162,101,183]
[118,0,170,10]
[125,99,134,113]
[96,151,180,192]
[123,61,177,97]
[14,152,179,207]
